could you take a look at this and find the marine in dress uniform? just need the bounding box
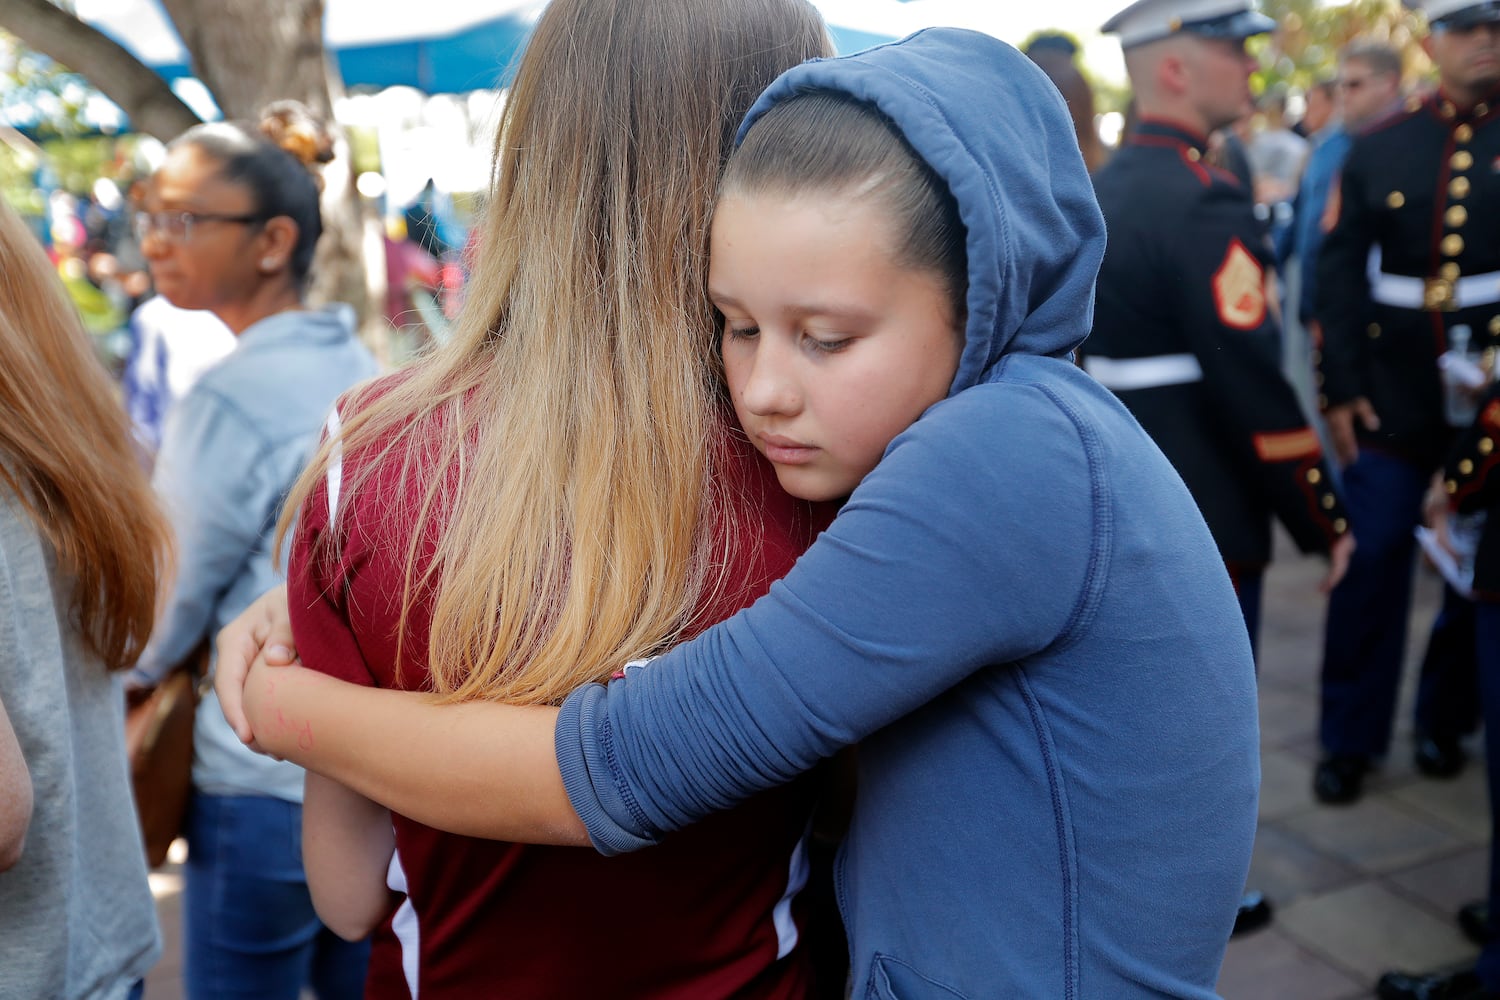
[1312,0,1500,808]
[1380,392,1500,995]
[1090,0,1353,938]
[1090,0,1350,642]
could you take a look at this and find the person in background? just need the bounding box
[1280,43,1404,422]
[0,193,169,999]
[1025,31,1108,171]
[1296,77,1338,139]
[119,294,236,464]
[1381,378,1500,1000]
[1087,0,1355,937]
[1247,85,1310,210]
[127,102,379,999]
[1312,0,1500,806]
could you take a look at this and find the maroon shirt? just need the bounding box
[288,387,832,999]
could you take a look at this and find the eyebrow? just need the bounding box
[708,289,878,322]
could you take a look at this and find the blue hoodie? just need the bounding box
[556,29,1259,999]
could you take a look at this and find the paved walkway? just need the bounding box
[142,532,1486,999]
[1217,533,1487,999]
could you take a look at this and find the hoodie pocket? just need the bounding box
[866,954,972,1000]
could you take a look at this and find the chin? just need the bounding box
[775,469,857,504]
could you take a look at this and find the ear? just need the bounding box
[1420,34,1435,63]
[1158,49,1191,99]
[255,216,300,274]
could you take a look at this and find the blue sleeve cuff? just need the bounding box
[555,683,662,857]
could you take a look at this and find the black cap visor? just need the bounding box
[1184,9,1278,40]
[1432,1,1500,30]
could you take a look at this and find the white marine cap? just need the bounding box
[1413,0,1500,28]
[1101,0,1277,50]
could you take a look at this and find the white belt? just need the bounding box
[1083,353,1203,391]
[1366,247,1500,311]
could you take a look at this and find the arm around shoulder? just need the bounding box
[243,661,587,844]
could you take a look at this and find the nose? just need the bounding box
[736,335,801,417]
[139,227,171,261]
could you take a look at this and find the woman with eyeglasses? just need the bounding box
[127,101,378,1000]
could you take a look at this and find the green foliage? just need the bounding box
[1250,0,1432,95]
[1,29,119,140]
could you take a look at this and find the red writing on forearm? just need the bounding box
[272,708,316,751]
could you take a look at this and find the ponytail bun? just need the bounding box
[257,100,335,189]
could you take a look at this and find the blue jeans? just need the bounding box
[184,793,370,1000]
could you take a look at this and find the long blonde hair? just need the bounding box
[0,198,172,671]
[281,0,831,705]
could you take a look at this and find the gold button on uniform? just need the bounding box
[1443,234,1465,256]
[1186,147,1201,161]
[1334,518,1349,533]
[1442,262,1462,280]
[1448,206,1469,227]
[1459,459,1475,475]
[1307,468,1322,485]
[1453,177,1472,198]
[1479,103,1491,116]
[1490,316,1500,336]
[1386,190,1405,208]
[1367,323,1381,339]
[1321,494,1336,509]
[1447,479,1459,494]
[1481,437,1495,455]
[1442,101,1457,119]
[1456,124,1474,143]
[1452,150,1474,171]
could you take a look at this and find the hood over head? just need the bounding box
[736,27,1106,395]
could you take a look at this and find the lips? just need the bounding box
[756,433,818,465]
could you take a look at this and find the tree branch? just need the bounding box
[0,0,201,141]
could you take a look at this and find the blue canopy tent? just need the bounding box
[67,0,903,102]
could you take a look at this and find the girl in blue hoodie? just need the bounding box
[221,28,1260,999]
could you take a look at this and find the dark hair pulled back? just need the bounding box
[170,100,335,286]
[722,92,968,325]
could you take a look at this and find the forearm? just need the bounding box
[245,663,587,844]
[302,772,395,941]
[0,693,32,870]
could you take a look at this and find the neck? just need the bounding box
[215,283,305,336]
[1133,95,1211,141]
[1441,76,1499,112]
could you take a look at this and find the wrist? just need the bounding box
[245,663,322,761]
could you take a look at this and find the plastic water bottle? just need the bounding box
[1439,324,1486,426]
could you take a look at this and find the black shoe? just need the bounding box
[1460,901,1491,946]
[1231,890,1273,936]
[1313,754,1369,805]
[1376,969,1493,1000]
[1414,735,1468,778]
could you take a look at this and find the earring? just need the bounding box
[261,258,277,270]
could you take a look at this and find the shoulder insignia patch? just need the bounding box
[1213,238,1266,330]
[1320,178,1341,233]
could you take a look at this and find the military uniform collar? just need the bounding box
[1428,80,1500,122]
[1130,117,1211,155]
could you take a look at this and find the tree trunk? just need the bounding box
[155,0,375,327]
[0,0,201,141]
